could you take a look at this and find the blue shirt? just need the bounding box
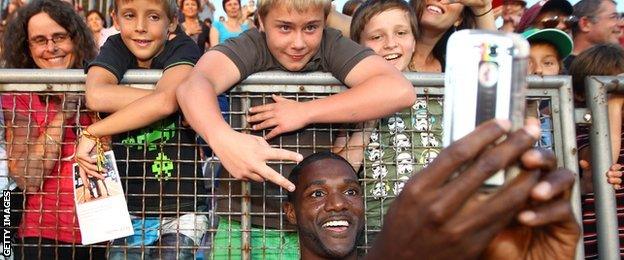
[213,21,249,44]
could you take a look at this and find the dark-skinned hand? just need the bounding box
[365,119,579,259]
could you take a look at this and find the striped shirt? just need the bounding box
[577,124,624,259]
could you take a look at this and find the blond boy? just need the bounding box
[176,0,414,257]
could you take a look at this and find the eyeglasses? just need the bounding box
[28,33,70,47]
[538,15,578,29]
[588,13,624,23]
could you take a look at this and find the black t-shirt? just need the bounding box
[88,33,207,215]
[212,27,375,229]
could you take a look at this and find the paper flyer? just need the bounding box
[72,151,133,245]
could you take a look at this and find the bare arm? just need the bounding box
[606,94,624,188]
[209,26,219,48]
[321,55,415,121]
[76,65,191,180]
[326,8,352,37]
[608,94,623,162]
[248,55,416,139]
[441,0,496,30]
[85,65,189,136]
[177,51,239,137]
[85,66,152,113]
[471,2,496,30]
[176,50,303,191]
[5,110,64,192]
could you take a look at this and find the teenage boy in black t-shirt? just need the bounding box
[75,0,207,258]
[176,0,416,257]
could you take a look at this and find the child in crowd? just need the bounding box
[569,43,624,259]
[176,0,415,257]
[331,0,443,243]
[522,28,571,76]
[75,0,208,258]
[521,27,572,148]
[328,0,498,72]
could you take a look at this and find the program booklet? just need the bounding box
[72,151,133,245]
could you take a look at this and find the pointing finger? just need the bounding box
[255,164,295,192]
[265,147,304,163]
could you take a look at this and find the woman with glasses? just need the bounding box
[0,0,101,259]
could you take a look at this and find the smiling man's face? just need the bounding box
[284,157,364,259]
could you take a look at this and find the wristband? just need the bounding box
[474,6,493,17]
[80,128,106,172]
[80,128,100,141]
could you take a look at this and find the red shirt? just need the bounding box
[2,94,91,243]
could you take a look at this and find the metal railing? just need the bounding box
[0,70,613,259]
[581,76,624,260]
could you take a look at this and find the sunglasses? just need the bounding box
[538,15,578,29]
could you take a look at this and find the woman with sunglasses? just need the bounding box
[515,0,575,33]
[0,0,102,258]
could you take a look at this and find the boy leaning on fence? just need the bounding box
[74,0,208,258]
[176,0,415,257]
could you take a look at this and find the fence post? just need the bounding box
[240,93,252,260]
[585,76,620,260]
[557,77,585,259]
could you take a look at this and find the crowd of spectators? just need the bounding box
[0,0,621,259]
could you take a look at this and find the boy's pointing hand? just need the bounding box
[211,128,303,191]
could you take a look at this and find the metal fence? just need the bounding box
[0,70,614,260]
[580,76,624,260]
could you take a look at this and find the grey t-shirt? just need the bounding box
[212,27,375,229]
[212,27,374,83]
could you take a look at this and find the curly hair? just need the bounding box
[1,0,97,69]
